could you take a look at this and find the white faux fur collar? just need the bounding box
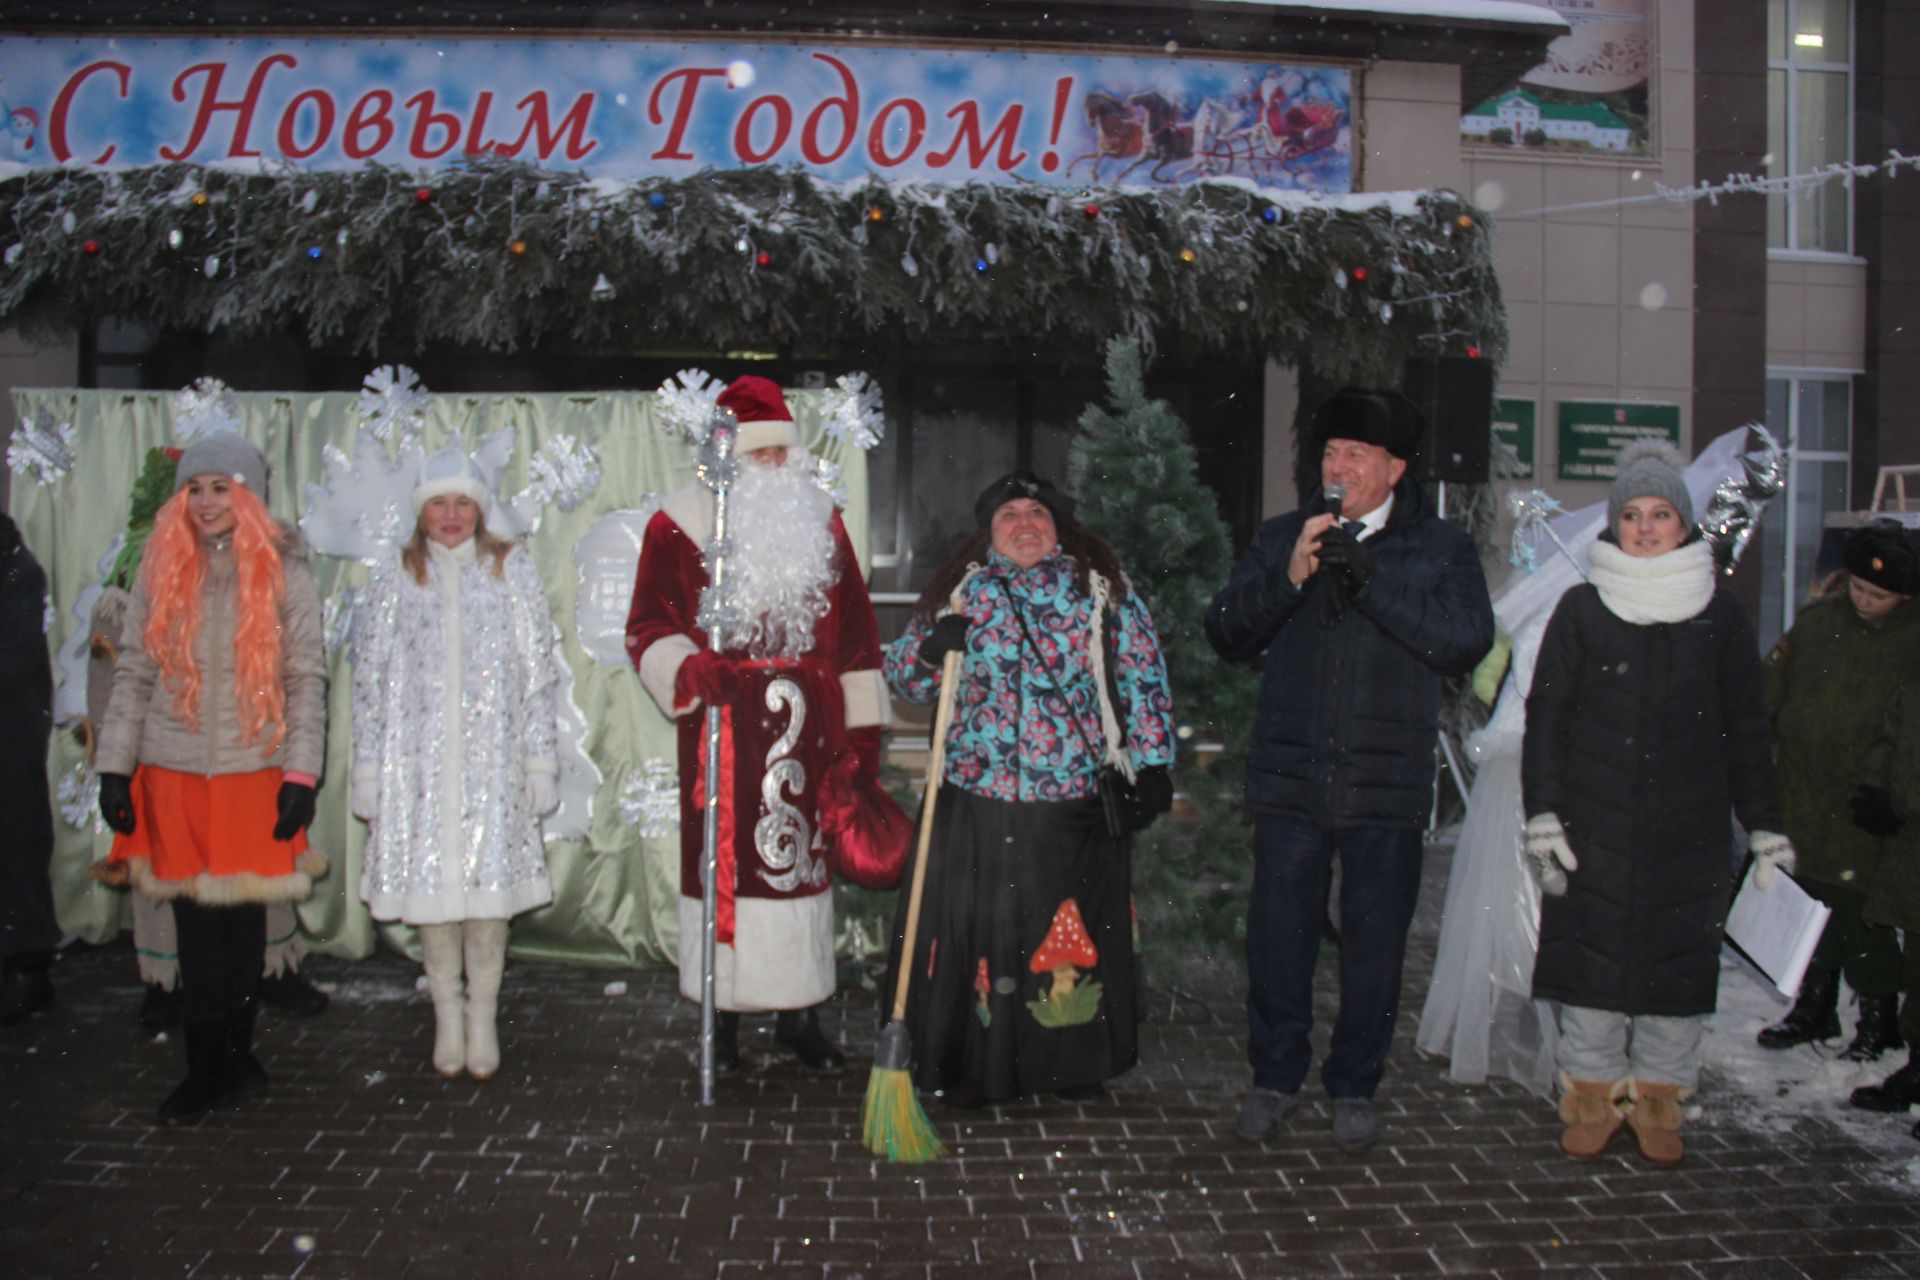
[1588,538,1715,624]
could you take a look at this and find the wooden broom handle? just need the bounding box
[889,648,963,1023]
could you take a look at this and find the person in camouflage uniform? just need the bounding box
[1759,522,1920,1062]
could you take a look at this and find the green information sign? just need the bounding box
[1556,401,1682,482]
[1493,398,1535,479]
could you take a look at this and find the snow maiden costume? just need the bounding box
[883,471,1176,1104]
[351,443,560,1080]
[1521,441,1790,1166]
[95,432,328,1125]
[624,375,903,1072]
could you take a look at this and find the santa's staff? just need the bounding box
[696,407,738,1107]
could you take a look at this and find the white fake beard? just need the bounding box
[710,456,835,660]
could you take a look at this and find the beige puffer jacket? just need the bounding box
[94,524,326,779]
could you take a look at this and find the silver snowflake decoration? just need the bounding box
[1507,489,1573,574]
[7,409,77,486]
[812,456,848,507]
[352,501,412,549]
[818,372,885,451]
[55,762,106,834]
[653,368,721,445]
[514,434,602,521]
[352,364,432,449]
[618,758,680,838]
[173,376,241,442]
[322,586,358,660]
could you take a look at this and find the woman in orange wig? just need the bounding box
[94,431,327,1126]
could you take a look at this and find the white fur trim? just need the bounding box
[735,419,800,454]
[639,633,701,717]
[411,474,491,515]
[840,668,890,729]
[676,892,834,1011]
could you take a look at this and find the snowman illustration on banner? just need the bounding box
[299,365,605,840]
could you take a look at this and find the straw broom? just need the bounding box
[861,647,962,1162]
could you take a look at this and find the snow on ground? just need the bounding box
[1705,953,1920,1190]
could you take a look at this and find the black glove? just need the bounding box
[272,782,317,842]
[1851,784,1905,838]
[917,614,971,669]
[1314,525,1373,592]
[98,772,136,836]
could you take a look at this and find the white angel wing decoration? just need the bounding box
[570,502,662,667]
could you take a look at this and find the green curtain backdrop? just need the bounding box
[10,385,868,969]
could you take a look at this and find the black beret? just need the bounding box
[974,470,1076,530]
[1845,520,1920,596]
[1310,386,1425,460]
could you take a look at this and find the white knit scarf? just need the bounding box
[1587,538,1715,624]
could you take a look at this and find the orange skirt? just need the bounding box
[109,766,325,904]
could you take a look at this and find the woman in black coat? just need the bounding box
[1521,441,1790,1168]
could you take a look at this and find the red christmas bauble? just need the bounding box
[1083,203,1100,218]
[1351,267,1368,282]
[82,239,101,256]
[756,251,771,266]
[414,188,433,204]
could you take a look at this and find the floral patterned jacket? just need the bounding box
[884,548,1176,802]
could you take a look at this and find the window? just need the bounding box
[1758,372,1853,649]
[1767,0,1854,253]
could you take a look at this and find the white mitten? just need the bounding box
[349,767,378,821]
[1750,830,1797,890]
[526,769,560,817]
[1524,812,1578,897]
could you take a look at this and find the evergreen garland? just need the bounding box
[1,161,1505,380]
[1069,338,1256,962]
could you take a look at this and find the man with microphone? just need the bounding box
[1206,386,1494,1152]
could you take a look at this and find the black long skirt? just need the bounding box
[888,787,1138,1101]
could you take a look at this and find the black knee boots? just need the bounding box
[1841,993,1903,1062]
[1757,967,1841,1049]
[775,1005,846,1071]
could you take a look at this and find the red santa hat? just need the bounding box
[716,375,800,455]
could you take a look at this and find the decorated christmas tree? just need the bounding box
[1069,338,1256,962]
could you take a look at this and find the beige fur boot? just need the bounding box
[1624,1078,1690,1167]
[417,924,466,1078]
[462,919,510,1081]
[1557,1072,1627,1159]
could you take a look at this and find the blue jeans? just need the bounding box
[1245,816,1424,1098]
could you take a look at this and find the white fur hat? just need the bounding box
[411,441,491,515]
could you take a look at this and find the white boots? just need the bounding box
[418,919,509,1080]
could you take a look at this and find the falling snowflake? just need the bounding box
[322,587,358,659]
[514,435,602,521]
[55,762,106,834]
[352,364,432,449]
[653,368,721,445]
[812,456,847,507]
[818,372,885,451]
[619,758,680,837]
[172,376,241,442]
[7,409,77,486]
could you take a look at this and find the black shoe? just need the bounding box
[156,1020,230,1127]
[138,983,182,1035]
[1850,1052,1920,1113]
[713,1011,741,1074]
[1841,994,1903,1063]
[0,954,54,1026]
[256,969,330,1017]
[1052,1082,1107,1102]
[1757,968,1841,1049]
[775,1007,846,1072]
[219,999,268,1106]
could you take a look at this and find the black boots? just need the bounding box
[0,951,55,1026]
[775,1006,846,1072]
[1842,994,1903,1062]
[1850,1050,1920,1112]
[713,1011,741,1074]
[1757,967,1841,1049]
[222,999,269,1105]
[256,968,330,1017]
[156,1020,231,1126]
[139,983,182,1035]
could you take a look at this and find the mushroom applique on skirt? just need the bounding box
[887,787,1139,1103]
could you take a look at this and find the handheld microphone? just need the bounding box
[1322,482,1347,521]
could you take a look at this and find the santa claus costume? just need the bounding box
[625,375,898,1071]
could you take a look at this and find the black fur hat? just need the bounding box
[973,470,1076,530]
[1310,387,1424,460]
[1845,520,1920,596]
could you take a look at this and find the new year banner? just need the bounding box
[0,36,1352,192]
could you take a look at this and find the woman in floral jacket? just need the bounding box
[884,471,1175,1105]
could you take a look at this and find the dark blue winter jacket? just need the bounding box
[1206,476,1494,829]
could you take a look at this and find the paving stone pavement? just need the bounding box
[5,843,1919,1280]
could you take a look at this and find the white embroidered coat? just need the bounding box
[352,539,558,924]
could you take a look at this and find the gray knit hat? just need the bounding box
[1607,439,1692,530]
[174,431,268,499]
